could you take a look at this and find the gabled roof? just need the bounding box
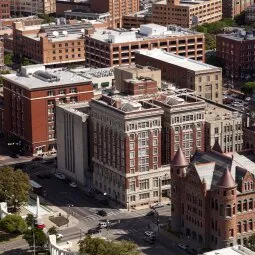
[217,168,236,188]
[212,140,224,153]
[171,147,188,167]
[194,162,215,190]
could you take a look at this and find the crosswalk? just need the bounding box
[81,209,124,223]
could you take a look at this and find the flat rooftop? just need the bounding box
[136,49,219,72]
[218,29,255,41]
[57,102,90,117]
[24,32,83,42]
[205,102,243,122]
[89,23,202,43]
[115,64,160,73]
[2,65,91,90]
[155,0,211,7]
[69,67,114,79]
[203,245,254,255]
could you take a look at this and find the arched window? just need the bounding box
[244,183,247,191]
[243,200,247,211]
[248,182,250,190]
[237,222,241,233]
[237,201,242,212]
[249,219,253,231]
[226,205,231,217]
[215,199,218,210]
[251,182,254,191]
[249,198,253,210]
[243,221,247,232]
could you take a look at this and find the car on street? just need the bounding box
[98,222,108,228]
[69,182,77,188]
[54,172,65,180]
[87,227,101,235]
[144,231,156,238]
[143,236,155,244]
[146,210,155,216]
[245,97,251,102]
[56,233,63,239]
[150,203,164,209]
[178,243,189,251]
[97,210,107,217]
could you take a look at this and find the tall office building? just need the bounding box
[90,0,139,28]
[0,0,10,19]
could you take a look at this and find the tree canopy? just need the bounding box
[79,235,140,255]
[245,234,255,251]
[23,227,48,248]
[241,82,255,95]
[0,214,27,234]
[0,166,31,211]
[4,53,13,67]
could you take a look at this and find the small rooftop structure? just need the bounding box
[218,28,255,41]
[171,147,189,167]
[2,65,91,90]
[89,23,202,43]
[136,49,217,72]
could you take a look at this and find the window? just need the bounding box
[153,191,158,197]
[243,200,247,211]
[153,178,158,187]
[47,90,54,96]
[139,193,149,200]
[229,229,234,237]
[237,222,241,233]
[249,198,253,210]
[220,204,224,216]
[129,181,135,192]
[48,100,54,106]
[139,179,149,190]
[243,221,247,232]
[249,219,253,231]
[215,127,219,134]
[130,152,135,159]
[70,88,77,93]
[153,148,158,155]
[130,142,134,150]
[237,201,241,212]
[130,195,136,201]
[153,139,158,146]
[59,89,66,95]
[226,205,231,217]
[70,96,77,103]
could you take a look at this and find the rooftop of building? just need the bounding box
[218,28,255,41]
[123,9,152,18]
[88,23,202,43]
[115,64,160,73]
[190,149,255,190]
[16,22,92,42]
[205,101,243,122]
[155,0,216,7]
[2,65,91,90]
[203,245,255,255]
[136,49,219,72]
[57,102,90,117]
[69,67,114,79]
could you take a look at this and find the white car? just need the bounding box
[245,97,251,102]
[98,222,107,229]
[55,172,65,180]
[144,231,156,238]
[56,233,63,239]
[178,243,188,250]
[69,182,77,188]
[150,203,164,209]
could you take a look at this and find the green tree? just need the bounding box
[0,166,31,211]
[0,214,27,234]
[241,82,255,95]
[38,14,55,24]
[21,57,33,66]
[47,226,58,235]
[25,214,35,228]
[205,34,216,50]
[4,53,13,66]
[79,235,140,255]
[23,228,48,248]
[245,234,255,251]
[234,11,246,26]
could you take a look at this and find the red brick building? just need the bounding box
[171,146,255,251]
[0,0,10,19]
[216,30,255,80]
[3,65,93,155]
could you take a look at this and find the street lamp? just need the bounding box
[66,204,74,227]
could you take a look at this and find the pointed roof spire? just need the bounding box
[212,140,223,153]
[171,147,188,167]
[217,167,236,188]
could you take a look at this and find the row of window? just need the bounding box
[52,42,81,48]
[47,88,77,96]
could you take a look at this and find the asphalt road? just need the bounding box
[1,161,187,255]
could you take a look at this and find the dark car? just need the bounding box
[146,211,155,216]
[87,228,101,235]
[143,236,155,244]
[97,210,107,217]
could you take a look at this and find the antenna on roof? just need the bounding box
[52,31,59,37]
[62,31,68,36]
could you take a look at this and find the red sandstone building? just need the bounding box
[0,0,10,19]
[171,146,255,251]
[2,65,93,155]
[216,30,255,80]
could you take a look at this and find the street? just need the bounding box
[0,161,186,255]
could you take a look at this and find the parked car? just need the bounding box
[143,236,155,244]
[150,203,164,209]
[98,222,108,229]
[178,243,189,251]
[87,227,101,235]
[144,231,156,238]
[97,210,107,217]
[56,233,63,239]
[245,97,251,102]
[69,182,77,188]
[54,172,65,180]
[146,210,155,216]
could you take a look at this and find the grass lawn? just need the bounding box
[49,215,69,227]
